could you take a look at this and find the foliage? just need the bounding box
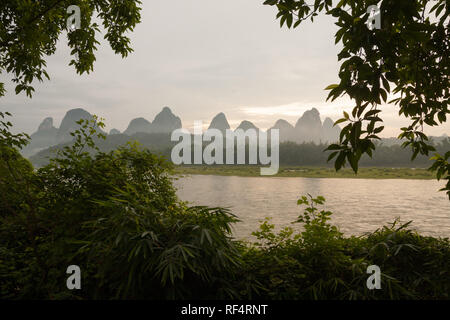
[0,0,142,98]
[263,0,450,198]
[176,165,437,180]
[0,111,34,216]
[0,115,241,299]
[1,114,449,300]
[429,151,450,199]
[237,194,450,300]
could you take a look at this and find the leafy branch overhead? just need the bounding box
[264,0,449,198]
[0,0,142,98]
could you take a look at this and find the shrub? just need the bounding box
[0,115,241,299]
[236,195,450,300]
[1,112,448,300]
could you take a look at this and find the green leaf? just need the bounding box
[325,84,339,90]
[335,152,346,171]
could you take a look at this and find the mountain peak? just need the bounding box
[322,117,340,143]
[64,108,91,118]
[270,119,295,142]
[296,108,321,128]
[109,128,121,135]
[209,113,230,131]
[151,107,182,133]
[38,117,55,131]
[273,119,294,129]
[323,117,335,128]
[124,117,152,135]
[294,108,324,144]
[56,108,95,143]
[236,120,258,131]
[22,116,59,157]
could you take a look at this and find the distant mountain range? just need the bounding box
[20,106,449,158]
[21,106,342,157]
[22,108,105,157]
[122,106,182,135]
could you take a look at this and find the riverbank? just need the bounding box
[174,165,435,179]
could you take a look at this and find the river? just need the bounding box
[175,175,450,240]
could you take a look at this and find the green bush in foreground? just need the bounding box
[0,112,449,300]
[0,114,241,299]
[237,195,450,299]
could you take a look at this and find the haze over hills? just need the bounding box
[208,112,230,133]
[21,106,449,159]
[24,117,58,157]
[266,108,341,145]
[208,107,342,145]
[22,108,104,157]
[123,106,182,135]
[22,107,182,157]
[236,120,259,132]
[23,106,341,157]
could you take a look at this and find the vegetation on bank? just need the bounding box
[28,132,450,169]
[175,165,435,179]
[1,114,449,300]
[240,195,450,300]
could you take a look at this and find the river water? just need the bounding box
[175,175,450,240]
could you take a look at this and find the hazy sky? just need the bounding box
[1,0,449,137]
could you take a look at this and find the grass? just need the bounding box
[174,165,435,179]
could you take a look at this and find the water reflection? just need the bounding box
[175,175,450,240]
